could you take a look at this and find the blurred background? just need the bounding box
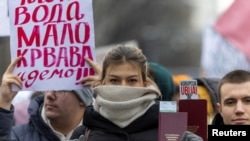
[0,0,234,82]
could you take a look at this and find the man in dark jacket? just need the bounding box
[0,57,93,141]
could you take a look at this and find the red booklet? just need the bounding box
[179,99,207,141]
[158,112,187,141]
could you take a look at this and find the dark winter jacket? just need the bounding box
[211,113,224,125]
[0,95,78,141]
[79,103,203,141]
[82,103,159,141]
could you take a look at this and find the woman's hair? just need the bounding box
[101,45,147,80]
[218,69,250,102]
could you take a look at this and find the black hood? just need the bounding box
[195,77,220,113]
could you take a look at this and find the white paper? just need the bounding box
[179,80,198,100]
[159,101,177,112]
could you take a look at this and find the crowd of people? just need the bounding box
[1,44,250,141]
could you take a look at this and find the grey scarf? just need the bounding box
[93,85,161,128]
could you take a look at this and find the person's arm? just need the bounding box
[0,56,22,110]
[0,105,15,139]
[0,57,23,140]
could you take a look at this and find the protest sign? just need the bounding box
[8,0,95,91]
[179,80,198,99]
[0,0,10,36]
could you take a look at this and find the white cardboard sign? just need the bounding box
[9,0,95,91]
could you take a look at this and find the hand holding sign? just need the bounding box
[0,56,22,110]
[80,57,101,87]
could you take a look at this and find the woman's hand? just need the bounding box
[80,57,102,87]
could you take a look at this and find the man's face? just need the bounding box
[44,91,83,120]
[217,82,250,125]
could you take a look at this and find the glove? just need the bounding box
[180,131,203,141]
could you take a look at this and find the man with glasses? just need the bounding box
[0,57,93,141]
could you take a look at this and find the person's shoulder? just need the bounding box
[69,135,84,141]
[70,126,86,140]
[0,137,10,141]
[12,123,31,133]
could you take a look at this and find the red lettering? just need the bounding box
[17,26,40,47]
[44,4,66,25]
[16,46,93,68]
[17,50,28,67]
[69,46,81,67]
[17,67,94,88]
[184,86,188,94]
[75,67,95,84]
[20,0,53,6]
[190,86,197,94]
[18,1,85,25]
[33,5,48,22]
[15,6,30,25]
[44,47,56,67]
[56,47,68,67]
[30,49,42,67]
[49,69,63,79]
[180,86,184,95]
[65,69,74,77]
[70,46,93,67]
[26,70,39,87]
[18,72,25,82]
[19,23,90,47]
[67,2,84,21]
[60,23,74,45]
[180,86,197,95]
[75,22,90,44]
[43,24,59,46]
[40,70,49,80]
[81,46,93,66]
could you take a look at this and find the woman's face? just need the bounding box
[102,62,145,87]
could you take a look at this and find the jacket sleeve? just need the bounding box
[180,131,203,141]
[0,105,15,140]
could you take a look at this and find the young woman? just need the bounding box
[76,45,202,141]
